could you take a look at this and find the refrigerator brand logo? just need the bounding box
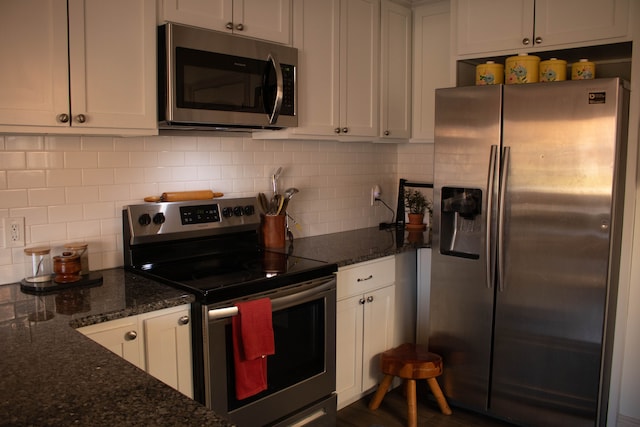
[589,91,607,104]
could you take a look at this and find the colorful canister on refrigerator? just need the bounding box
[505,54,540,84]
[476,61,504,85]
[539,58,567,82]
[571,59,595,80]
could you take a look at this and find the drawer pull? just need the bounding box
[124,330,137,341]
[357,275,373,282]
[367,296,374,303]
[359,298,366,305]
[178,316,190,325]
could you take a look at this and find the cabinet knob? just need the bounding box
[178,315,190,325]
[334,128,341,134]
[124,330,137,341]
[367,296,374,303]
[384,130,390,136]
[75,114,86,124]
[357,275,373,282]
[342,127,349,133]
[226,22,233,30]
[235,23,244,31]
[522,37,530,46]
[359,298,366,305]
[534,36,543,44]
[57,113,70,123]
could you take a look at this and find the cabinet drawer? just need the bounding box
[337,256,395,299]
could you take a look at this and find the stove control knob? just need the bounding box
[233,206,244,216]
[222,207,233,217]
[243,205,255,216]
[153,212,166,225]
[138,213,151,226]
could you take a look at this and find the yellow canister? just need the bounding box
[505,54,540,84]
[539,58,567,82]
[475,61,504,85]
[571,59,595,80]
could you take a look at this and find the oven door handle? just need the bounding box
[207,277,336,321]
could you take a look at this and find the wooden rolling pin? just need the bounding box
[144,190,223,202]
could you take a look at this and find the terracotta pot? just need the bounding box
[408,213,424,225]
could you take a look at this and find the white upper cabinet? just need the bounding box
[159,0,292,44]
[455,0,631,57]
[0,0,157,135]
[411,1,451,143]
[288,0,379,140]
[379,0,411,141]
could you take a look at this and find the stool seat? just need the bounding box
[369,343,452,427]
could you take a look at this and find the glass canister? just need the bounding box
[64,242,89,275]
[505,53,540,84]
[475,61,504,85]
[24,246,52,283]
[571,59,595,80]
[539,58,567,82]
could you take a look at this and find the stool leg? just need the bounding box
[406,379,417,427]
[426,377,452,415]
[368,374,394,410]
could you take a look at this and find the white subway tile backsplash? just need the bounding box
[0,152,26,170]
[48,204,84,223]
[5,135,44,151]
[46,169,82,187]
[26,152,65,169]
[7,170,45,189]
[0,134,436,284]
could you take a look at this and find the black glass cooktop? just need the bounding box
[135,250,336,304]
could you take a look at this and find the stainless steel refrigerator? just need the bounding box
[424,78,629,426]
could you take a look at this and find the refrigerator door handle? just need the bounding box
[497,146,510,292]
[486,145,499,289]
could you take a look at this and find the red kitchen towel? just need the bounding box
[232,298,275,400]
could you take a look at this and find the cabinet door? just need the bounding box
[340,0,379,137]
[68,0,156,131]
[236,0,291,44]
[412,1,451,143]
[0,0,69,128]
[78,316,144,369]
[534,0,629,48]
[142,306,193,398]
[336,294,364,409]
[160,0,232,34]
[455,0,534,56]
[361,285,395,392]
[379,0,411,140]
[292,0,341,136]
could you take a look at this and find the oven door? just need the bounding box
[205,276,336,426]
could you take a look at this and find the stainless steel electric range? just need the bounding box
[123,197,338,427]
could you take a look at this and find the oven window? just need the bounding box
[175,47,274,114]
[226,299,325,411]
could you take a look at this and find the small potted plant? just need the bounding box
[404,189,432,228]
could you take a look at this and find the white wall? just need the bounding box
[0,134,435,284]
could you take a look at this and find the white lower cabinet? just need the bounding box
[336,256,395,409]
[78,304,193,398]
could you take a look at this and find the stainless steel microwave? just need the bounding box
[158,23,297,131]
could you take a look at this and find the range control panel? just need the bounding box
[125,197,260,245]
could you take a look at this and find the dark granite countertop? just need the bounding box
[285,226,430,267]
[0,268,233,427]
[0,226,429,426]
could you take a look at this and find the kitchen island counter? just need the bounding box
[0,268,233,427]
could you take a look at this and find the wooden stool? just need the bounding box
[368,343,452,427]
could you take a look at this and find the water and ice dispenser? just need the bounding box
[439,187,483,259]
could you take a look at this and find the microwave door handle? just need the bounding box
[266,53,284,125]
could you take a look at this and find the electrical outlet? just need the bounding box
[4,217,25,248]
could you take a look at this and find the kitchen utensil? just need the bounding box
[258,193,270,214]
[276,194,286,215]
[272,166,283,194]
[144,190,223,202]
[284,187,299,199]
